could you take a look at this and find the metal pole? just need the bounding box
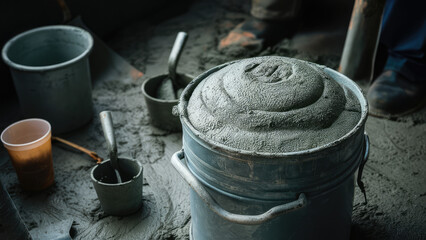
[339,0,386,82]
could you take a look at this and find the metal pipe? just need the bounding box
[339,0,386,81]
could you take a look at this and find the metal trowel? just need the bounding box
[156,32,188,100]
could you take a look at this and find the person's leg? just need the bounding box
[218,0,301,55]
[367,0,426,117]
[251,0,301,21]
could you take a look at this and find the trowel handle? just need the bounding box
[99,111,117,159]
[168,32,188,83]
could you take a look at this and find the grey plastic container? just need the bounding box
[172,60,369,240]
[2,25,94,133]
[91,157,143,216]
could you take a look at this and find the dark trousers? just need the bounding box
[380,0,426,83]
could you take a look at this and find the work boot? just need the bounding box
[218,17,296,56]
[367,70,426,118]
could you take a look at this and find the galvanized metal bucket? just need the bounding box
[2,25,94,133]
[172,60,369,240]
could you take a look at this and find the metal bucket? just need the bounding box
[141,73,193,132]
[2,25,94,134]
[172,60,369,240]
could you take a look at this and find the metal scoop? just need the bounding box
[168,31,188,90]
[156,32,188,100]
[99,111,122,183]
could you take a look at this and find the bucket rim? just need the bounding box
[1,118,51,148]
[1,25,94,72]
[178,57,368,157]
[141,72,194,104]
[90,157,143,187]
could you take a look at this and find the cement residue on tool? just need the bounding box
[156,77,184,100]
[187,56,361,152]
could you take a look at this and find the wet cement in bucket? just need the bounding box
[187,56,361,152]
[156,77,184,100]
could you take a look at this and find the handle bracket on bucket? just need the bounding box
[171,150,307,225]
[357,133,370,204]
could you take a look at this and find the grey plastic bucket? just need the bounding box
[2,25,94,134]
[172,60,369,240]
[91,157,143,216]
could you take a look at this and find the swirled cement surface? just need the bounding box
[187,56,361,152]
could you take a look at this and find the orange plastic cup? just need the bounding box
[1,119,54,191]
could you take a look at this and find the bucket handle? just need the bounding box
[357,133,370,204]
[171,150,307,225]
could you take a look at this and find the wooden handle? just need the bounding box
[52,136,103,164]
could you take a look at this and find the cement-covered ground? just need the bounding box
[1,0,425,239]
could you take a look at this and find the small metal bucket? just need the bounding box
[141,73,193,132]
[91,157,143,216]
[2,25,94,133]
[172,60,369,240]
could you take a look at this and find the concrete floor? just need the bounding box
[1,0,425,239]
